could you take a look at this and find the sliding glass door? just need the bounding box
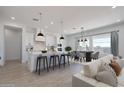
[92,33,111,56]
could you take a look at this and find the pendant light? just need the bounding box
[84,38,87,41]
[60,35,64,39]
[78,27,87,42]
[60,21,64,40]
[37,12,44,36]
[37,32,44,36]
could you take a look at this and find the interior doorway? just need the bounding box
[4,25,22,62]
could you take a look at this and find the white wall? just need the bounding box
[46,35,57,46]
[22,27,58,63]
[0,24,66,65]
[66,22,124,57]
[22,27,35,63]
[66,36,76,51]
[5,28,22,61]
[0,24,4,65]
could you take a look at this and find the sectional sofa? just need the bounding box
[72,54,124,87]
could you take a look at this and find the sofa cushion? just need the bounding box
[95,71,118,87]
[83,64,91,77]
[112,57,124,69]
[73,73,112,87]
[99,54,113,64]
[82,60,101,78]
[119,59,124,68]
[117,68,124,86]
[82,54,113,78]
[96,63,118,87]
[109,62,122,76]
[98,63,117,77]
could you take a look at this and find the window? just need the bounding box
[93,33,111,54]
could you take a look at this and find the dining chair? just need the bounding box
[91,52,100,60]
[79,52,86,62]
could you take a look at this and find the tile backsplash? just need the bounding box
[33,42,45,51]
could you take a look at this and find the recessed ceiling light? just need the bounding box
[50,22,54,24]
[45,26,48,29]
[11,17,15,20]
[112,6,117,9]
[117,19,120,22]
[72,27,76,30]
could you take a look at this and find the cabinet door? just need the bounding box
[46,35,57,46]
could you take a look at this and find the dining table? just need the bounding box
[80,51,94,62]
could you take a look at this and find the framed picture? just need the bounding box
[58,48,62,51]
[58,44,62,47]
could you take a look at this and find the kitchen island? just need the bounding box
[27,51,65,72]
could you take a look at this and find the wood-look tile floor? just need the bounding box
[0,61,82,87]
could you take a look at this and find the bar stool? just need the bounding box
[59,54,70,68]
[66,54,70,64]
[54,54,60,67]
[49,54,60,70]
[49,55,55,70]
[36,55,49,75]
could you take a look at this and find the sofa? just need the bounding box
[72,54,124,87]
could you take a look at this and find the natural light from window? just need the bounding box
[93,33,111,54]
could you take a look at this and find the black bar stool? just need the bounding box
[49,55,55,70]
[54,54,60,67]
[36,55,49,75]
[59,54,70,68]
[49,54,60,70]
[66,54,70,64]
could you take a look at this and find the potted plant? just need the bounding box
[65,46,72,54]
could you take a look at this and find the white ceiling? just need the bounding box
[0,6,124,35]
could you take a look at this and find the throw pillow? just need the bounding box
[111,58,122,68]
[96,63,118,86]
[99,63,117,77]
[109,62,122,76]
[95,71,118,87]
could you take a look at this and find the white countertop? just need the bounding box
[28,51,63,56]
[27,51,66,72]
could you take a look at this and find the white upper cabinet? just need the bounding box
[46,35,57,46]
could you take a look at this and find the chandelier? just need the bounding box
[78,27,87,42]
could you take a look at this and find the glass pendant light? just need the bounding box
[78,27,88,42]
[84,38,87,41]
[81,39,83,42]
[78,27,84,42]
[37,12,44,36]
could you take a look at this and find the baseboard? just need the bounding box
[5,59,21,62]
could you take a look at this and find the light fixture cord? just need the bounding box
[60,21,63,36]
[39,12,42,33]
[81,27,84,39]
